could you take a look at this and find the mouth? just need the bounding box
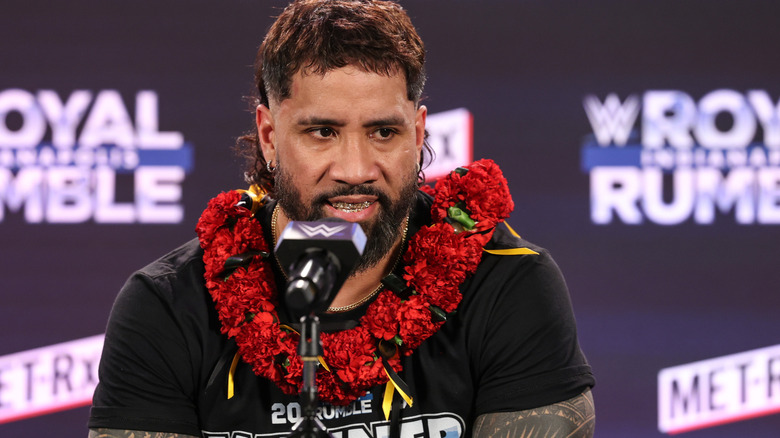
[330,201,373,213]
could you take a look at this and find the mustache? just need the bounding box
[312,184,392,208]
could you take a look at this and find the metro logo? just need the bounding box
[581,90,780,225]
[0,335,104,425]
[658,344,780,434]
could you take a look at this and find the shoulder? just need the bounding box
[136,238,204,282]
[475,224,564,292]
[459,222,577,340]
[409,189,564,299]
[114,238,207,312]
[484,222,548,260]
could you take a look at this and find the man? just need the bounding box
[88,1,595,437]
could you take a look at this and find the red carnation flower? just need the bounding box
[397,295,439,352]
[323,327,375,373]
[196,191,244,245]
[430,159,513,231]
[361,291,402,340]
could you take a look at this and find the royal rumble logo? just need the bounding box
[0,89,192,223]
[582,89,780,225]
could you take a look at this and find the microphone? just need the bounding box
[275,218,366,317]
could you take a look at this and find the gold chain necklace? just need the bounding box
[327,215,409,312]
[326,283,384,313]
[271,203,409,313]
[271,204,287,278]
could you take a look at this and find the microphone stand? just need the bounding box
[288,313,333,438]
[278,219,367,438]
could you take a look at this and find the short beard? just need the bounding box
[274,164,418,274]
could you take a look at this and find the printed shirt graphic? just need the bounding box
[201,394,465,438]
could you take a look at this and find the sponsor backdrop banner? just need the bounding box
[2,1,779,436]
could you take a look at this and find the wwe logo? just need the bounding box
[583,93,640,146]
[298,223,348,238]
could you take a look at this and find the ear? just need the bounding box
[256,104,276,165]
[414,105,428,162]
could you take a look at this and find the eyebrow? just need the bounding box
[296,117,345,127]
[295,115,406,128]
[362,116,406,128]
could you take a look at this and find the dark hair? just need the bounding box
[237,0,431,192]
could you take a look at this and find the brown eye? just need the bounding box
[372,127,397,140]
[313,127,335,138]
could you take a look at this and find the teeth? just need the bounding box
[332,201,372,212]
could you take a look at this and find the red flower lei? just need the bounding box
[196,159,513,405]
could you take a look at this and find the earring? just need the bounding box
[266,159,276,173]
[416,162,421,174]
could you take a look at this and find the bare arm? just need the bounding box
[88,429,200,438]
[472,389,595,438]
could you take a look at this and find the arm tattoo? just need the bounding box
[88,428,200,438]
[472,389,595,438]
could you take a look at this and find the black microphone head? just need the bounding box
[275,218,366,316]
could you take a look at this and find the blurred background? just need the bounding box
[2,1,779,436]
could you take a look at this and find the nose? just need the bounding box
[328,135,381,186]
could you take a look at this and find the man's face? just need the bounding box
[257,65,427,272]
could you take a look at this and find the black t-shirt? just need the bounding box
[89,192,594,437]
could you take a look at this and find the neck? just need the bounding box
[273,205,407,312]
